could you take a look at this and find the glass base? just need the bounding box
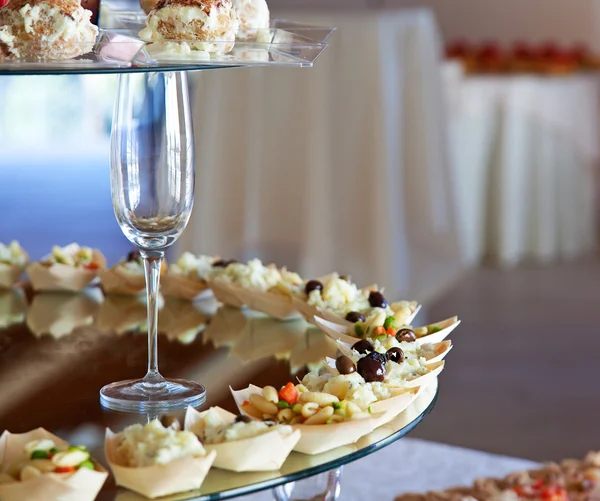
[272,467,343,501]
[100,376,206,412]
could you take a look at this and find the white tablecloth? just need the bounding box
[444,63,600,266]
[178,9,466,303]
[238,439,537,500]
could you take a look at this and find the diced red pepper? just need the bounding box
[279,382,299,405]
[54,466,76,474]
[242,400,250,406]
[85,262,99,270]
[373,326,386,336]
[386,327,396,336]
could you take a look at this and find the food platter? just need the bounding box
[0,3,335,75]
[0,290,439,501]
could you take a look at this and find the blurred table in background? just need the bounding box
[444,63,599,266]
[240,439,536,500]
[179,8,466,303]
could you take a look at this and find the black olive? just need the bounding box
[368,291,388,308]
[352,339,374,355]
[357,356,386,383]
[335,355,357,375]
[396,328,417,343]
[305,280,324,295]
[264,420,277,427]
[127,250,141,262]
[345,311,366,323]
[213,259,238,268]
[340,275,352,283]
[234,415,252,423]
[160,415,181,430]
[365,351,388,364]
[386,347,405,364]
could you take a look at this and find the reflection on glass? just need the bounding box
[26,290,103,339]
[159,298,208,344]
[0,289,27,329]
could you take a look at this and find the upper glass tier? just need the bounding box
[0,4,335,75]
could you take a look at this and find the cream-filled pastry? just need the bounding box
[232,0,269,40]
[139,0,239,55]
[0,0,98,60]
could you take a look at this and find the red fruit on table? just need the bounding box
[0,0,9,7]
[512,41,533,59]
[570,43,590,63]
[446,40,470,59]
[478,41,502,59]
[540,41,560,59]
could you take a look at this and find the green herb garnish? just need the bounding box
[383,316,396,330]
[277,400,291,409]
[30,450,50,460]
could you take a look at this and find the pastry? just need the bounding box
[231,383,417,455]
[233,0,269,40]
[139,0,239,56]
[185,406,300,471]
[26,243,105,292]
[98,250,166,296]
[0,241,28,289]
[105,419,216,498]
[314,313,459,347]
[0,0,98,60]
[0,429,107,501]
[161,252,214,300]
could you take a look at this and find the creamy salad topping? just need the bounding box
[42,243,98,269]
[170,252,215,281]
[114,420,206,467]
[0,438,96,483]
[195,408,290,444]
[0,241,27,267]
[209,258,281,291]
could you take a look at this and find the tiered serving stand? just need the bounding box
[0,291,438,501]
[0,10,438,499]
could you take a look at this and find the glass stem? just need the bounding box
[141,250,164,383]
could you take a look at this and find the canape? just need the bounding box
[27,244,105,292]
[105,419,216,499]
[185,406,300,471]
[0,428,107,501]
[161,252,214,300]
[98,250,156,296]
[0,241,28,289]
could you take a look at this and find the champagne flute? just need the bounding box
[100,71,206,411]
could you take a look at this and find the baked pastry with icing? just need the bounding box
[0,0,98,59]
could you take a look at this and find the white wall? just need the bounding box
[271,0,600,50]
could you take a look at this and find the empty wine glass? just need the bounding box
[100,71,206,411]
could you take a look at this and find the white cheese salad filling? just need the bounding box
[114,420,207,467]
[115,250,144,274]
[170,252,215,281]
[208,258,302,294]
[302,353,431,410]
[0,241,27,267]
[42,243,98,269]
[196,408,290,444]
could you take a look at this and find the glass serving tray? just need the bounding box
[0,9,335,75]
[0,288,438,501]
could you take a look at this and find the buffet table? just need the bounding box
[241,439,537,500]
[180,8,467,304]
[444,63,600,266]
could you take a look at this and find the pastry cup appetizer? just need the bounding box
[292,273,420,327]
[27,289,103,339]
[27,244,106,292]
[105,419,216,499]
[161,252,215,300]
[315,315,460,347]
[230,383,416,455]
[98,250,159,296]
[0,241,29,289]
[0,289,27,329]
[234,267,304,320]
[185,406,300,471]
[0,428,107,501]
[334,337,453,370]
